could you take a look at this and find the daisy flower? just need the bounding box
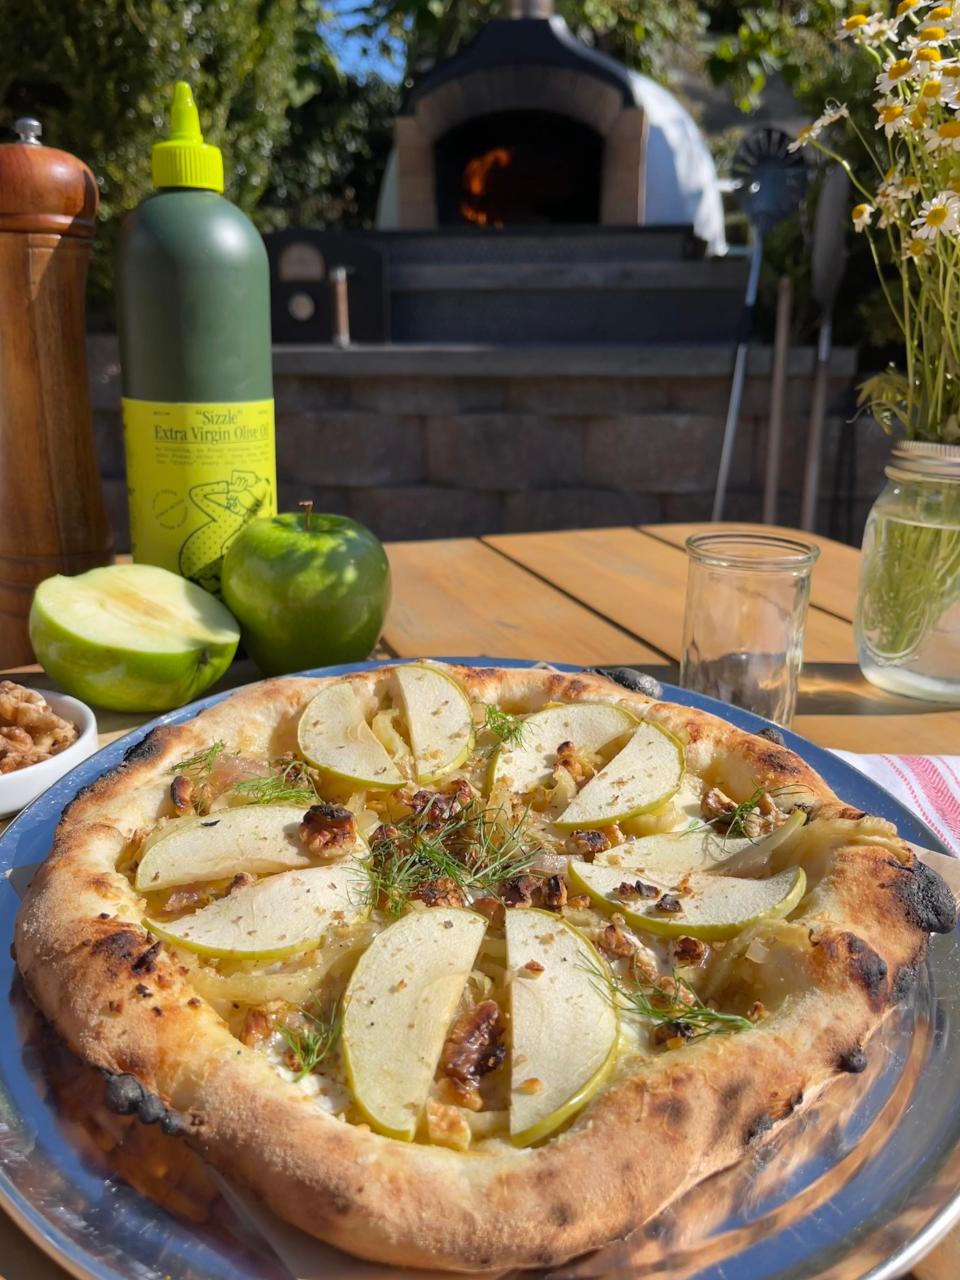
[877,172,921,211]
[909,24,950,44]
[876,102,908,135]
[928,119,960,149]
[838,14,870,38]
[910,101,932,128]
[787,103,849,151]
[905,237,931,260]
[877,58,917,94]
[896,0,918,14]
[858,15,899,43]
[912,192,960,235]
[852,203,875,232]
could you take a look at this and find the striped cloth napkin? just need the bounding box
[833,752,960,857]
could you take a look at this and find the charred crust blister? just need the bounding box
[137,1093,168,1125]
[159,1110,191,1137]
[897,859,957,935]
[744,1112,774,1144]
[122,730,169,767]
[845,934,889,1004]
[589,666,664,699]
[131,940,162,975]
[90,928,143,965]
[103,1071,145,1115]
[103,1072,183,1131]
[837,1046,868,1074]
[891,963,919,1003]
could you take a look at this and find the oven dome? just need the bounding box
[375,14,726,254]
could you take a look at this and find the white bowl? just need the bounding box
[0,690,99,819]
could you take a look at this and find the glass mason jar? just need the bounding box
[855,440,960,703]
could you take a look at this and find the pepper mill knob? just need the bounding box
[14,118,42,145]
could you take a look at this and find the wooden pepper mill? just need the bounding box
[0,117,113,666]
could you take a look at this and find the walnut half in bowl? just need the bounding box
[0,684,98,818]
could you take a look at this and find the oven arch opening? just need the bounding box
[435,110,604,227]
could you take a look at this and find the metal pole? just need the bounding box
[330,266,351,348]
[800,315,833,531]
[713,228,764,522]
[763,274,793,525]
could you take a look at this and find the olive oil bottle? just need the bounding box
[117,82,276,594]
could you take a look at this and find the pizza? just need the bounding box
[14,662,956,1272]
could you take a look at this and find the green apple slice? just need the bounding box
[394,664,475,784]
[554,721,684,830]
[298,682,403,788]
[29,564,239,713]
[567,862,807,941]
[506,909,619,1147]
[135,806,320,892]
[490,702,639,795]
[704,808,808,875]
[598,808,808,881]
[145,862,367,960]
[341,909,487,1141]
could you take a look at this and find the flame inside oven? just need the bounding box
[460,147,513,227]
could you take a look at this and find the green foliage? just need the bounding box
[0,0,321,320]
[259,70,399,230]
[351,0,705,84]
[705,1,848,114]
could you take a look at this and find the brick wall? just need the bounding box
[89,338,886,549]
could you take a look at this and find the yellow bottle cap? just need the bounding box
[151,82,224,192]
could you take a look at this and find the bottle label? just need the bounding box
[122,397,277,594]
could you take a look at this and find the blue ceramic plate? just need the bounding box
[1,658,958,1280]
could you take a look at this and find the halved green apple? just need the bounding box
[506,909,619,1147]
[145,862,367,960]
[567,862,807,941]
[597,808,807,882]
[554,721,684,830]
[490,702,639,795]
[394,663,474,784]
[341,908,487,1141]
[298,682,403,788]
[29,564,239,713]
[136,806,321,892]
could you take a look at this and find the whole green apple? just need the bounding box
[220,507,391,676]
[29,564,240,712]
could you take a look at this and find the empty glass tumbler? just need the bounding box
[679,532,820,726]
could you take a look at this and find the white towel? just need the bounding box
[832,752,960,856]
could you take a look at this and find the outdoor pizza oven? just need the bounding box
[392,0,648,228]
[266,0,740,346]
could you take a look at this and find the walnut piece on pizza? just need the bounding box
[14,664,955,1272]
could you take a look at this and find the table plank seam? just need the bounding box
[478,535,675,663]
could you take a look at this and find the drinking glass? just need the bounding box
[679,532,820,726]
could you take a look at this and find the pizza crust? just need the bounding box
[13,665,956,1271]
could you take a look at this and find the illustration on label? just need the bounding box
[180,471,271,591]
[122,398,277,592]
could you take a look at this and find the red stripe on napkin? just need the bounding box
[882,756,954,852]
[831,751,960,857]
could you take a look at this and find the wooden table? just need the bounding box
[2,522,957,1280]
